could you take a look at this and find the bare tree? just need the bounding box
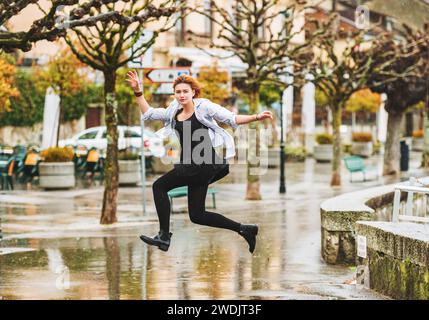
[63,0,181,224]
[192,0,332,199]
[0,0,150,52]
[309,21,423,186]
[366,24,429,176]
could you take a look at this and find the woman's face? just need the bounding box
[174,83,195,105]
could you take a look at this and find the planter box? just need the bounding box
[39,162,75,189]
[412,137,423,151]
[268,148,280,168]
[119,159,141,185]
[351,141,373,157]
[314,144,333,162]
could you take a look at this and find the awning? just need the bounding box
[168,47,248,77]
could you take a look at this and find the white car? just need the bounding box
[59,126,165,157]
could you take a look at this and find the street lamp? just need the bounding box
[279,90,286,194]
[279,60,294,194]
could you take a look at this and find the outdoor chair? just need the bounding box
[0,157,15,190]
[167,186,218,214]
[73,145,89,177]
[20,151,40,185]
[84,148,104,185]
[343,155,378,182]
[13,145,28,180]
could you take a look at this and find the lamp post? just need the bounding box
[278,9,290,194]
[279,60,294,194]
[279,92,286,194]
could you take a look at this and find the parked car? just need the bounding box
[59,126,165,157]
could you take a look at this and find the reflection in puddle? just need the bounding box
[0,159,395,299]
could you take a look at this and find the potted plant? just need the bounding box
[314,133,333,162]
[351,132,373,157]
[39,147,75,189]
[118,149,141,186]
[342,143,352,154]
[267,145,280,168]
[285,145,307,163]
[412,130,424,151]
[373,140,382,155]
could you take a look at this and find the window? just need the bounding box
[232,0,242,30]
[385,16,395,32]
[203,0,213,38]
[124,130,141,138]
[258,20,265,41]
[101,129,120,139]
[78,130,99,140]
[175,0,186,46]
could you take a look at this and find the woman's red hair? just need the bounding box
[173,75,201,98]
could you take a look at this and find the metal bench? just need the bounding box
[167,186,218,213]
[343,155,378,182]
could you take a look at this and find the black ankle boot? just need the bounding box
[239,224,258,253]
[139,230,172,252]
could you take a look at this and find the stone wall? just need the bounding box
[321,210,375,264]
[320,185,392,265]
[356,221,429,299]
[320,178,429,265]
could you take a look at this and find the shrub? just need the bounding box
[343,143,352,154]
[373,140,381,154]
[285,145,306,162]
[352,132,373,142]
[118,150,140,161]
[316,133,333,145]
[413,130,424,138]
[41,147,74,162]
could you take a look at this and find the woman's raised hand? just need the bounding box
[257,110,274,121]
[125,70,141,92]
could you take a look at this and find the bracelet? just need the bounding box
[134,91,143,97]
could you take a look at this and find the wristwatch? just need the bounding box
[134,91,143,97]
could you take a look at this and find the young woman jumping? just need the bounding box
[126,70,273,254]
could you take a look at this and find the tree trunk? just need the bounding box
[246,89,262,200]
[100,70,119,224]
[330,104,342,186]
[422,111,429,167]
[383,111,403,176]
[326,106,332,134]
[269,107,278,147]
[405,112,413,137]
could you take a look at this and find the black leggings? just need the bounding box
[152,164,241,234]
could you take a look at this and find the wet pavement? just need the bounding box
[0,152,426,299]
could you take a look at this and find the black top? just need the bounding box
[174,108,226,166]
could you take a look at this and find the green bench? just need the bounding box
[343,155,378,182]
[167,186,218,213]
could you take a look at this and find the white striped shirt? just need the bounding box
[141,98,238,159]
